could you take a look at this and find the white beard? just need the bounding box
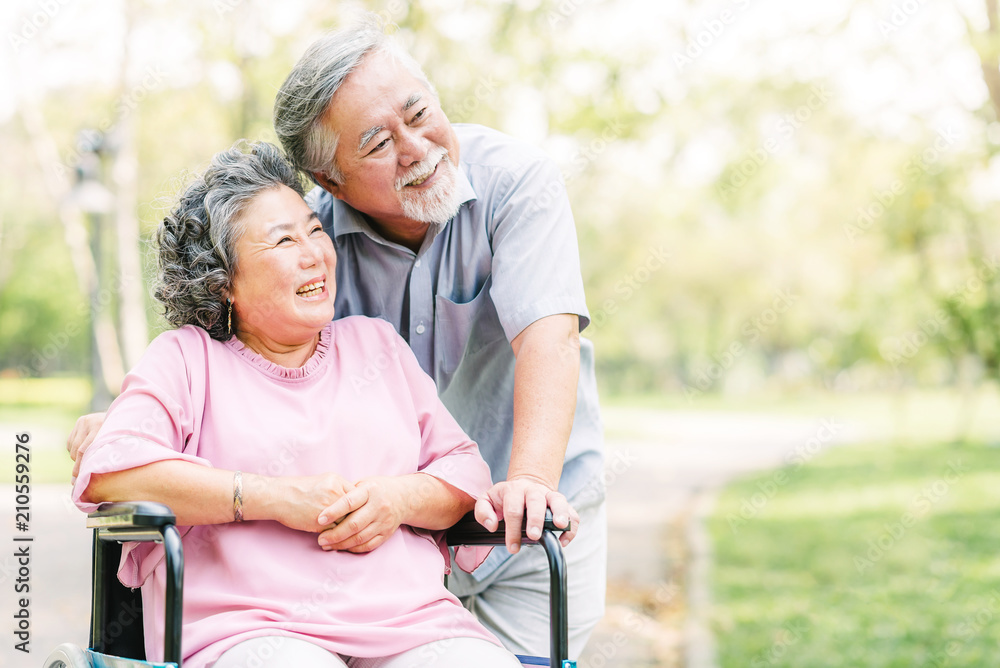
[396,149,462,225]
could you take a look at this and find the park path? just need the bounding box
[579,408,862,668]
[2,407,862,668]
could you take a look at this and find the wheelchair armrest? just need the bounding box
[88,501,177,542]
[445,509,562,546]
[87,501,185,665]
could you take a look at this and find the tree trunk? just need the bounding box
[110,5,149,370]
[17,80,125,397]
[980,0,1000,119]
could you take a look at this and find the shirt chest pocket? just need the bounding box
[433,274,507,389]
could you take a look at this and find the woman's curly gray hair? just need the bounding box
[154,140,305,340]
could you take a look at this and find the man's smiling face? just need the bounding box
[315,49,463,235]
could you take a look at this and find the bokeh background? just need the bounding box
[2,0,1000,667]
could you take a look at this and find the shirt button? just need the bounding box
[414,259,422,268]
[415,324,426,335]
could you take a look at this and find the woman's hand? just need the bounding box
[315,475,420,553]
[256,472,356,533]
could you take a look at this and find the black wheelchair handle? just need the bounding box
[445,508,571,666]
[445,509,565,546]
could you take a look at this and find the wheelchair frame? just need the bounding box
[44,502,574,668]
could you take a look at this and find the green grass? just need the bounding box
[604,384,1000,446]
[0,377,90,483]
[708,437,1000,667]
[0,376,92,408]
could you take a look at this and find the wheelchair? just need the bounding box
[44,502,575,668]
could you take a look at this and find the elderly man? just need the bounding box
[70,14,606,660]
[273,18,606,658]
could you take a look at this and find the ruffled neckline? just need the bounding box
[224,322,333,380]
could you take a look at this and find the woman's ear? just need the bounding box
[222,282,237,309]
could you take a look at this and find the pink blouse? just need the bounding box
[73,317,497,667]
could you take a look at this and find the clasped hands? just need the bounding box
[270,473,412,554]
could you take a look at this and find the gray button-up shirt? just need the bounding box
[309,124,604,577]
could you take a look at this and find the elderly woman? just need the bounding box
[72,141,522,668]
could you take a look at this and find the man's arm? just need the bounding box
[474,313,582,552]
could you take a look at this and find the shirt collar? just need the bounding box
[329,197,372,240]
[328,159,478,242]
[455,159,477,206]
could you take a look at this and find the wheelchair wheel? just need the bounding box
[42,643,92,667]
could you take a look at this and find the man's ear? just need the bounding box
[312,171,344,200]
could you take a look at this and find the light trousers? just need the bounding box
[213,635,522,667]
[446,496,608,660]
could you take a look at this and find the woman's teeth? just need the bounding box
[296,281,324,297]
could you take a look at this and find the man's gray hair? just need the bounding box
[155,140,305,341]
[273,13,436,185]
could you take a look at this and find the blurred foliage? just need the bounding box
[2,0,999,400]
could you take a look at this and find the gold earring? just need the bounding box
[227,299,232,335]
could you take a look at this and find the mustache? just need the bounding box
[395,146,449,190]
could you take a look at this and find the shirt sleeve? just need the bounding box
[488,155,591,341]
[72,327,213,587]
[379,320,494,571]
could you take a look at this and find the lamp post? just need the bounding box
[70,130,115,412]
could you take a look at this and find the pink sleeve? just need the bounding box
[383,322,495,572]
[72,327,212,586]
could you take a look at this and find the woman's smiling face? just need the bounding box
[229,185,337,346]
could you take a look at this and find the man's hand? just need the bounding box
[475,475,579,553]
[315,476,411,553]
[67,412,107,477]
